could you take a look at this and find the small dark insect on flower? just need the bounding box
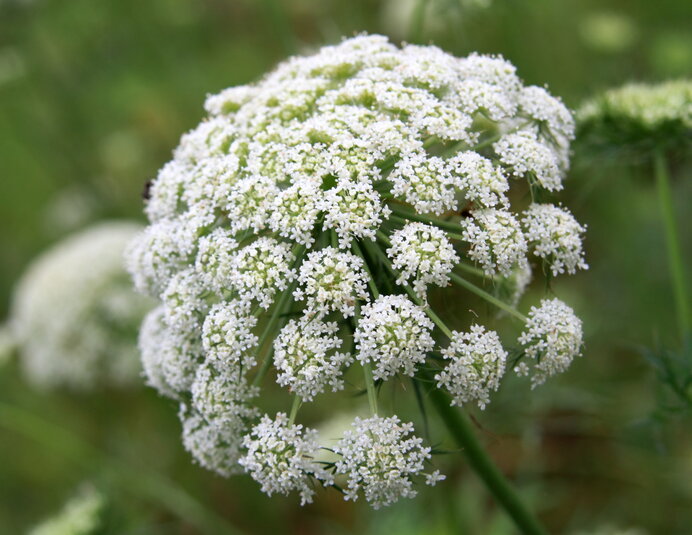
[142,180,153,201]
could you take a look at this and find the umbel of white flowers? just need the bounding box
[127,34,586,508]
[577,79,692,152]
[10,222,152,390]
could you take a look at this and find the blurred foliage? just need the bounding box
[1,0,691,533]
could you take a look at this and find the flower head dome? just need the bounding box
[126,34,585,507]
[10,222,152,390]
[577,79,692,154]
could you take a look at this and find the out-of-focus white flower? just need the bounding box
[577,79,692,150]
[29,485,105,535]
[10,222,152,390]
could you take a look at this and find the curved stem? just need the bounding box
[449,272,527,322]
[424,386,547,535]
[654,149,690,340]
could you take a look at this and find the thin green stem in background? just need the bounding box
[260,0,297,55]
[423,384,548,535]
[654,148,690,341]
[0,402,242,535]
[409,0,428,43]
[449,271,527,322]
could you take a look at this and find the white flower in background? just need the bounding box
[387,222,459,298]
[274,317,352,401]
[333,415,442,508]
[190,360,259,426]
[126,34,584,507]
[29,486,105,535]
[355,295,435,381]
[461,208,527,276]
[578,79,692,133]
[240,413,333,505]
[10,222,152,390]
[518,298,583,387]
[522,203,588,276]
[494,257,533,310]
[435,325,507,409]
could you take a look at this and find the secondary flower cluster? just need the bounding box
[9,223,152,390]
[577,79,692,153]
[127,34,586,507]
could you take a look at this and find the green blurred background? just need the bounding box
[0,0,690,533]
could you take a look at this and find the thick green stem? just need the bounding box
[0,402,240,535]
[449,272,527,322]
[425,387,547,535]
[654,149,690,340]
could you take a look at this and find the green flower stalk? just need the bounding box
[578,80,691,340]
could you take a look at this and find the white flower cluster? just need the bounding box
[387,222,459,298]
[10,223,152,390]
[355,295,435,381]
[333,415,443,508]
[522,203,588,276]
[274,317,352,401]
[239,413,333,505]
[578,79,692,133]
[435,325,507,409]
[517,299,584,387]
[461,209,527,276]
[127,34,586,507]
